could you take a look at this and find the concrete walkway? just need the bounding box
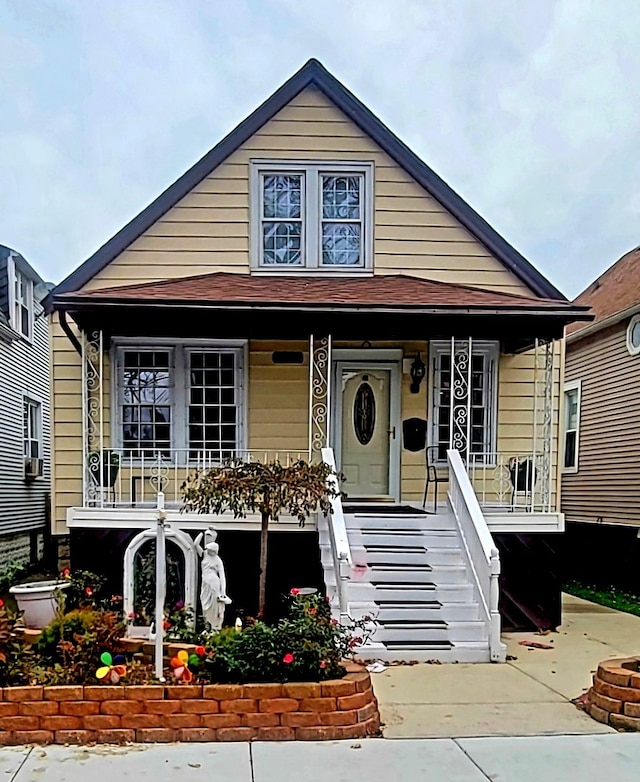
[6,734,640,781]
[375,593,640,738]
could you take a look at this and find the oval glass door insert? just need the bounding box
[353,382,376,445]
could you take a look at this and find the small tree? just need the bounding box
[182,459,342,619]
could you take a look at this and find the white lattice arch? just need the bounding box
[123,527,198,635]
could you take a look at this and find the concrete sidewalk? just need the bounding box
[375,593,640,738]
[5,734,640,781]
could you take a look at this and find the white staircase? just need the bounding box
[319,447,506,664]
[319,508,491,662]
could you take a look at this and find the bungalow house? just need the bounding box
[0,245,51,566]
[45,60,589,662]
[562,246,640,591]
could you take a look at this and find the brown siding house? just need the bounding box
[562,247,640,588]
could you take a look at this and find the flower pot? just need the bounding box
[9,580,69,629]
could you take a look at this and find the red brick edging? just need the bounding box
[0,667,380,745]
[587,657,640,731]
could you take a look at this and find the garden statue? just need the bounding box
[194,528,231,631]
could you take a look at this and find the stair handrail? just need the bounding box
[321,447,352,620]
[447,449,504,662]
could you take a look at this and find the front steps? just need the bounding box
[319,508,491,663]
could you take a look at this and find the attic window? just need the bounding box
[628,315,640,356]
[251,161,373,272]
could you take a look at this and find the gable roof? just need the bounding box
[55,272,588,319]
[46,58,566,307]
[567,246,640,340]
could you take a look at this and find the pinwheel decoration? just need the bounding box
[170,650,194,682]
[96,652,126,684]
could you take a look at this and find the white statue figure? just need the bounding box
[194,528,232,631]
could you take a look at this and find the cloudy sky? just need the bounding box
[1,0,638,298]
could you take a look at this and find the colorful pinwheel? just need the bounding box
[96,652,126,684]
[170,650,193,682]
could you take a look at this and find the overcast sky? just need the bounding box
[1,0,638,298]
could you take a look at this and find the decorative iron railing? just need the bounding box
[83,448,311,508]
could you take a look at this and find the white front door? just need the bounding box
[335,364,399,499]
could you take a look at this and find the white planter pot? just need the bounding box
[9,580,69,629]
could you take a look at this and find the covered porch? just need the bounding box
[53,272,590,532]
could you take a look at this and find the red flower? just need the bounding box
[282,653,295,664]
[84,587,93,596]
[319,660,327,669]
[195,646,206,657]
[290,588,300,596]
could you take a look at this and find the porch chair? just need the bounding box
[508,456,536,509]
[422,446,443,513]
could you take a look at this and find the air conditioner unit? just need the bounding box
[24,458,43,479]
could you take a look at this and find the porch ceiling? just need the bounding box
[55,272,591,348]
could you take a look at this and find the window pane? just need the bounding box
[322,176,361,219]
[322,223,361,265]
[120,350,172,454]
[263,222,302,265]
[189,352,238,457]
[263,175,301,219]
[564,431,576,468]
[565,389,578,430]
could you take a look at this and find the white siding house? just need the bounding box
[0,245,51,566]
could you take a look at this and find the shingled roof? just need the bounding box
[568,246,640,337]
[55,272,589,318]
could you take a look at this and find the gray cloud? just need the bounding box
[1,0,638,297]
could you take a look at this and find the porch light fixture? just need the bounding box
[409,353,426,394]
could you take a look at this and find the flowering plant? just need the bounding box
[201,590,375,684]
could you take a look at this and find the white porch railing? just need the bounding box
[447,449,505,663]
[469,452,554,513]
[321,447,352,621]
[84,448,310,508]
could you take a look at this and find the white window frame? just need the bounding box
[428,340,499,465]
[111,339,246,458]
[627,314,640,356]
[7,253,34,341]
[562,380,581,474]
[250,160,374,273]
[23,397,42,460]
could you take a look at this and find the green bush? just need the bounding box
[35,608,126,684]
[201,591,372,684]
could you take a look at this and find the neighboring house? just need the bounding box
[562,246,640,590]
[0,245,51,567]
[45,60,589,661]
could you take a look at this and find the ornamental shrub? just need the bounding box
[201,591,373,684]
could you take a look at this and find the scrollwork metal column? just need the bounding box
[82,329,104,506]
[449,337,473,467]
[309,335,332,459]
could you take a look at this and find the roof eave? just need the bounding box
[567,302,640,344]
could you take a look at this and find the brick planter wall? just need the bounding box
[587,657,640,730]
[0,667,380,745]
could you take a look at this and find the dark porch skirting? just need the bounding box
[494,533,561,632]
[70,528,325,624]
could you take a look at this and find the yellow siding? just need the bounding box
[83,86,531,295]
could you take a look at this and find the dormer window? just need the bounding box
[251,161,372,272]
[7,254,34,340]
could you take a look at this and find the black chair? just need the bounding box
[422,446,443,512]
[508,457,536,507]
